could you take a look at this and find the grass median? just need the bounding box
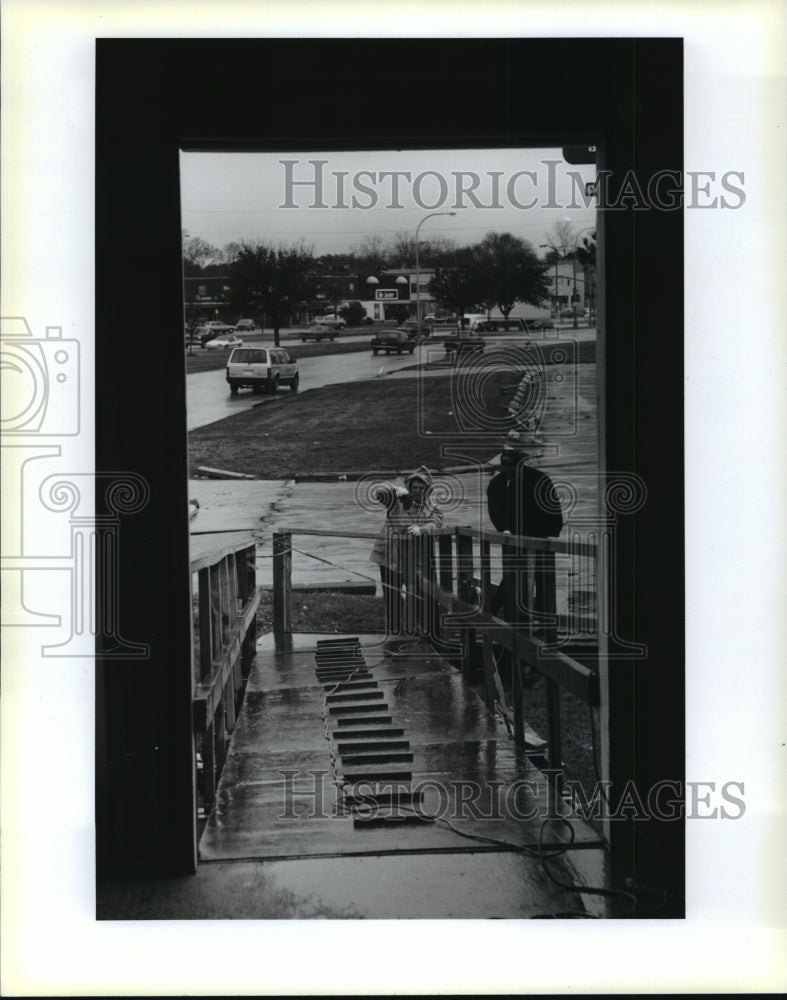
[189,370,516,478]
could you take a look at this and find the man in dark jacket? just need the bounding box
[486,442,564,620]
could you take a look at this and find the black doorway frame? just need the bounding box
[96,37,684,915]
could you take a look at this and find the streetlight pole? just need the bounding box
[415,211,455,328]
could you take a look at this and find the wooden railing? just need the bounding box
[271,526,599,799]
[191,538,261,819]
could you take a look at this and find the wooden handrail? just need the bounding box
[273,524,597,558]
[455,525,597,558]
[193,588,262,729]
[191,539,260,817]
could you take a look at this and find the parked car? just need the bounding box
[560,306,586,319]
[371,329,417,355]
[234,319,257,332]
[444,330,484,355]
[205,333,244,350]
[423,312,454,326]
[313,315,346,330]
[300,323,337,342]
[225,346,299,394]
[471,317,529,333]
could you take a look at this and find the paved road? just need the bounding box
[188,338,444,431]
[188,327,597,431]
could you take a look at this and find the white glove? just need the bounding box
[394,486,409,497]
[407,524,421,536]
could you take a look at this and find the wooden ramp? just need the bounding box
[199,634,602,862]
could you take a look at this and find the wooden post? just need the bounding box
[438,533,453,592]
[456,528,477,680]
[198,568,213,682]
[272,532,293,651]
[539,551,562,805]
[202,722,216,808]
[214,703,226,776]
[482,635,497,711]
[422,534,438,641]
[218,556,231,647]
[480,538,492,612]
[402,535,418,635]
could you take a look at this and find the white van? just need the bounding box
[225,346,299,394]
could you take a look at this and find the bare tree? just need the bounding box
[352,235,389,274]
[543,219,576,258]
[389,232,417,268]
[182,232,220,269]
[218,241,244,266]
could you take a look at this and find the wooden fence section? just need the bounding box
[272,527,599,800]
[191,537,261,819]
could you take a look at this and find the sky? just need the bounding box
[180,147,596,257]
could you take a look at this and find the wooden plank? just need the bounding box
[275,527,379,540]
[257,581,376,595]
[196,465,256,480]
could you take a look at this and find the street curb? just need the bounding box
[292,464,499,483]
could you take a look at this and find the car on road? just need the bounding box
[560,306,586,319]
[313,315,346,330]
[234,318,257,332]
[444,330,484,355]
[226,346,299,394]
[423,312,454,326]
[471,317,528,333]
[370,329,417,355]
[300,323,337,342]
[398,320,427,339]
[205,333,244,350]
[199,321,236,346]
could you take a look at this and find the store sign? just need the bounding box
[375,288,399,300]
